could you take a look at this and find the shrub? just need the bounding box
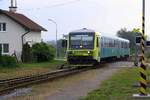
[0,46,1,57]
[146,52,150,59]
[0,55,18,67]
[32,42,55,62]
[21,43,32,63]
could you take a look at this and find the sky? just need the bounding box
[0,0,150,41]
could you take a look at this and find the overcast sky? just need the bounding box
[0,0,150,41]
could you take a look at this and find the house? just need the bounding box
[0,3,47,60]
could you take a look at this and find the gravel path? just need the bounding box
[45,61,133,100]
[45,68,118,100]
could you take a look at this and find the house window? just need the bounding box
[0,23,6,32]
[3,44,9,53]
[0,43,9,54]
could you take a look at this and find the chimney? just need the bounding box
[9,0,17,13]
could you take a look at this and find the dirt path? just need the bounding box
[3,61,133,100]
[45,67,119,100]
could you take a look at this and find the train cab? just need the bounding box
[67,28,100,64]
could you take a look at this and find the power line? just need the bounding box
[19,0,81,11]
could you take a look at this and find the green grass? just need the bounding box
[0,60,65,69]
[0,60,66,79]
[19,60,65,68]
[81,67,150,100]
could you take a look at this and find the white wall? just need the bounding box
[0,14,41,60]
[0,14,24,58]
[24,31,41,46]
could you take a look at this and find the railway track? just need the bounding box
[0,60,131,95]
[0,64,95,95]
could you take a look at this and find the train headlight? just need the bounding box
[87,51,92,54]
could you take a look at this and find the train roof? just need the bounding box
[70,28,95,33]
[101,35,129,43]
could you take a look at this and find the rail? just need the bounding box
[0,65,93,95]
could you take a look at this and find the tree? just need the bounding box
[21,43,32,63]
[117,28,141,53]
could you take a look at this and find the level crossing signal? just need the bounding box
[136,36,141,44]
[146,41,150,47]
[136,36,150,47]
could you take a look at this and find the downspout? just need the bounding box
[21,30,30,62]
[21,30,30,47]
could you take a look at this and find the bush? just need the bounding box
[0,47,2,64]
[0,55,18,67]
[21,43,32,63]
[32,42,55,62]
[146,52,150,59]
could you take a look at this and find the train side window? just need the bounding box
[112,40,114,47]
[104,38,106,47]
[108,39,111,47]
[124,42,127,48]
[101,38,103,47]
[121,42,123,48]
[106,38,108,47]
[108,39,110,47]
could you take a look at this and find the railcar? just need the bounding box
[66,28,130,65]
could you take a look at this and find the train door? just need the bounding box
[96,36,100,62]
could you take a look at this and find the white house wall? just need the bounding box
[0,14,25,58]
[0,14,41,60]
[24,31,41,45]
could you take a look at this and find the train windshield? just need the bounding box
[69,33,94,49]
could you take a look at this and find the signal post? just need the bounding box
[133,0,150,98]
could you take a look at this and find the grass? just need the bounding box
[19,60,65,68]
[0,60,66,80]
[81,67,150,100]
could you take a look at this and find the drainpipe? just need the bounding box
[21,30,30,47]
[21,30,30,62]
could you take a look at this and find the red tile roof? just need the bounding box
[0,9,47,31]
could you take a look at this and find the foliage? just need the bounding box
[0,46,2,64]
[117,28,141,53]
[0,55,18,67]
[57,39,67,58]
[21,43,32,63]
[32,42,55,62]
[146,51,150,59]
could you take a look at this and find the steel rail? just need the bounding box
[0,66,93,95]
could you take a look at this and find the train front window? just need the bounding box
[69,33,94,49]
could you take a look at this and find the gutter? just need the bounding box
[21,30,30,47]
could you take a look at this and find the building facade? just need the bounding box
[0,9,47,60]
